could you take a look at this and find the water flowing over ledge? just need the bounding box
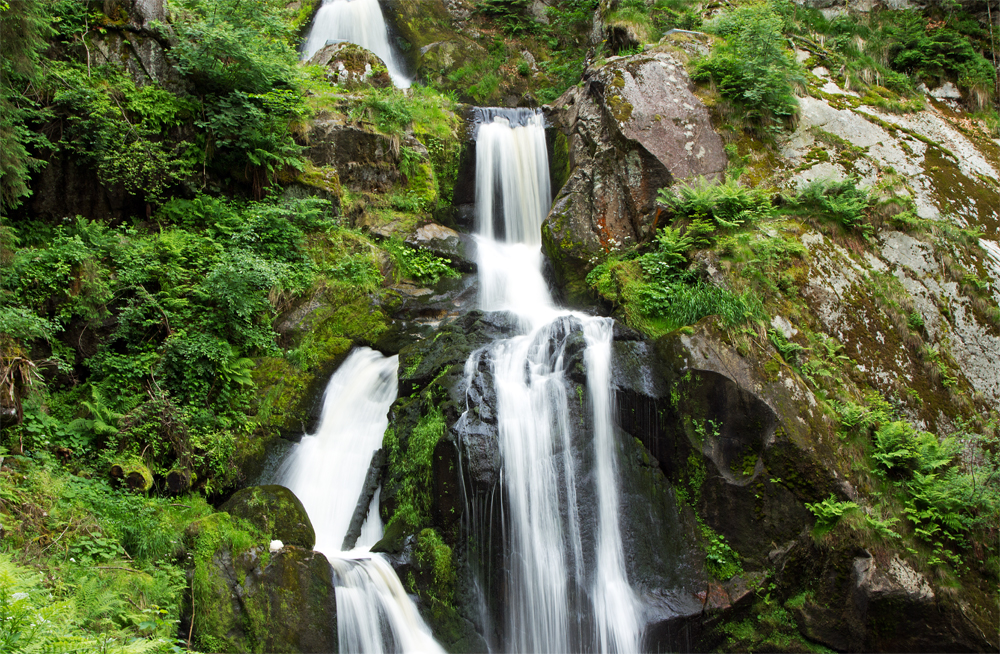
[459,107,642,652]
[278,348,443,653]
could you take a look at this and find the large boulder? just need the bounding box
[185,514,338,653]
[220,485,316,549]
[543,51,726,306]
[612,319,998,652]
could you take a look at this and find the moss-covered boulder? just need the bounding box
[187,511,337,653]
[610,318,998,651]
[308,42,392,89]
[221,485,316,550]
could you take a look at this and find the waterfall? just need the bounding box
[462,108,642,652]
[301,0,411,88]
[585,319,642,654]
[278,348,443,654]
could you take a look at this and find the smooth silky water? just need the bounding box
[278,348,443,653]
[461,108,642,653]
[278,107,642,653]
[300,0,410,88]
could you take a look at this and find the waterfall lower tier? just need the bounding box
[584,319,641,654]
[457,109,642,652]
[301,0,410,88]
[278,348,443,654]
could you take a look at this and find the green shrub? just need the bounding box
[693,2,804,130]
[476,0,538,36]
[636,279,765,333]
[0,0,53,213]
[701,524,742,580]
[383,239,459,285]
[805,495,860,536]
[349,89,414,135]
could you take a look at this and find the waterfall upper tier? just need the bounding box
[301,0,411,88]
[460,107,642,652]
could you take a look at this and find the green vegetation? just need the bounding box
[587,178,773,337]
[693,2,805,132]
[383,405,446,532]
[1,198,337,490]
[820,392,999,573]
[383,238,460,285]
[0,452,218,651]
[0,0,52,212]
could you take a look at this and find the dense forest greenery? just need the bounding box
[1,0,997,650]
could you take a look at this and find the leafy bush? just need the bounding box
[476,0,537,36]
[350,90,414,135]
[805,495,860,536]
[651,0,703,32]
[702,525,742,580]
[693,2,804,130]
[50,63,195,202]
[789,177,873,233]
[169,0,305,193]
[0,0,53,213]
[383,238,459,285]
[2,198,332,486]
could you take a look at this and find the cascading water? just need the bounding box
[301,0,410,88]
[278,348,443,653]
[460,108,642,652]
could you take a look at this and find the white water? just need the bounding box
[278,348,443,653]
[301,0,411,88]
[468,108,642,652]
[585,319,642,654]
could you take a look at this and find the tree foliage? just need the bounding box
[0,0,53,213]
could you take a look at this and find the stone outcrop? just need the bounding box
[308,42,393,89]
[781,92,1000,226]
[382,0,489,91]
[542,51,727,306]
[611,320,997,652]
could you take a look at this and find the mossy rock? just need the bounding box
[221,485,316,550]
[308,42,392,89]
[109,461,153,492]
[190,537,338,653]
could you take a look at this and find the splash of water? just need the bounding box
[301,0,411,88]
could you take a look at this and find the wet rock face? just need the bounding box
[542,52,726,307]
[449,318,708,648]
[306,122,407,193]
[381,0,490,95]
[782,94,1000,229]
[195,544,339,653]
[612,321,999,652]
[308,42,393,89]
[220,485,316,550]
[405,222,477,272]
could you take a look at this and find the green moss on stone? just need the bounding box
[551,131,571,195]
